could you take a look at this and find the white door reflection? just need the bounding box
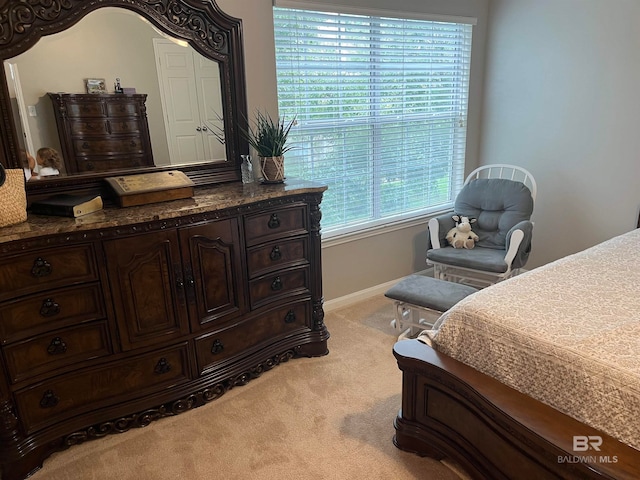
[154,39,225,166]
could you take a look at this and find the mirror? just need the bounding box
[6,8,227,176]
[0,0,248,199]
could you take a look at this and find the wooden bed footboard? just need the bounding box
[393,340,640,480]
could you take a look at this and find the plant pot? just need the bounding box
[259,155,285,183]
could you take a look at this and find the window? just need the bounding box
[273,5,474,238]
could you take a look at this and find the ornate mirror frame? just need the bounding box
[0,0,248,199]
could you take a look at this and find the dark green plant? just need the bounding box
[242,111,296,157]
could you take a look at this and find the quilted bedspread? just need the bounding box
[423,228,640,450]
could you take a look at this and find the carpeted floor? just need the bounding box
[30,295,468,480]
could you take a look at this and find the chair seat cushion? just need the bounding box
[384,275,478,312]
[427,246,508,273]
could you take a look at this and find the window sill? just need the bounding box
[321,208,453,249]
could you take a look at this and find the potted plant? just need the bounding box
[242,111,296,183]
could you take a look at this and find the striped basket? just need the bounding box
[259,156,285,183]
[0,165,27,228]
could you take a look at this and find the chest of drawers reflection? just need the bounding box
[48,93,154,173]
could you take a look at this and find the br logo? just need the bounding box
[573,435,602,452]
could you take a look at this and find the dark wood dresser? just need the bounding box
[48,93,154,174]
[0,180,328,480]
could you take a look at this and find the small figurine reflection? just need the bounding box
[28,147,62,180]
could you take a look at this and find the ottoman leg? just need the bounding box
[390,301,441,341]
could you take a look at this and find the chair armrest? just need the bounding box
[505,220,534,270]
[427,213,456,250]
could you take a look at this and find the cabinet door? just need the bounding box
[104,230,190,350]
[180,218,245,330]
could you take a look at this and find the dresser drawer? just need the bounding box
[75,155,149,173]
[66,102,105,118]
[0,284,106,342]
[249,266,310,310]
[69,120,109,136]
[73,137,145,156]
[0,244,99,302]
[195,299,310,374]
[14,343,191,434]
[244,205,308,247]
[109,119,143,134]
[106,102,140,117]
[3,321,112,384]
[69,119,142,136]
[247,237,308,279]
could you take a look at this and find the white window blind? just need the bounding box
[273,7,473,237]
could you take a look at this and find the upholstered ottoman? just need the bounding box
[385,275,478,340]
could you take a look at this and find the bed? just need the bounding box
[393,228,640,479]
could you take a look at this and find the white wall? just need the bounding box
[480,0,640,268]
[220,0,489,301]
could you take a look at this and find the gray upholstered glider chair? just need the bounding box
[426,164,536,288]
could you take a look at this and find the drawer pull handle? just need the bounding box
[39,390,59,409]
[211,339,224,355]
[271,276,283,291]
[284,310,296,324]
[31,257,52,277]
[269,246,282,261]
[82,141,90,149]
[154,358,172,375]
[47,337,67,355]
[267,213,280,229]
[40,298,60,317]
[86,162,95,171]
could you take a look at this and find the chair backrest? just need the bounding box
[465,164,537,202]
[456,166,535,249]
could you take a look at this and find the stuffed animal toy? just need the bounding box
[446,214,479,249]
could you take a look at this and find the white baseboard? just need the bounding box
[323,268,432,313]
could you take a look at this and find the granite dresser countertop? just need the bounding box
[0,179,327,244]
